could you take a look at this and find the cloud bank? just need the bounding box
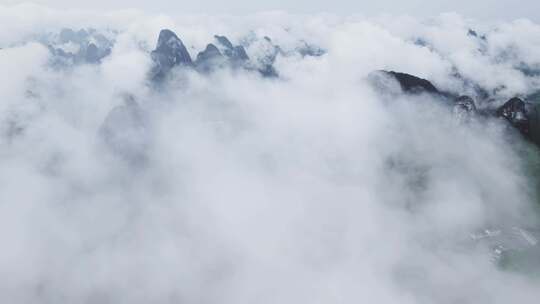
[1,4,540,303]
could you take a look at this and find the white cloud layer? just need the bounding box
[1,4,540,303]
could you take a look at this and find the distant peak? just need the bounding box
[214,35,234,49]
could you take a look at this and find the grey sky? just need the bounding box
[5,0,540,22]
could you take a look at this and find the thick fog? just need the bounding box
[1,4,540,303]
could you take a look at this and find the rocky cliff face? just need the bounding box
[150,29,193,80]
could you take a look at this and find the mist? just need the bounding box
[1,4,540,303]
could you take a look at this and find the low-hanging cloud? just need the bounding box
[1,4,540,303]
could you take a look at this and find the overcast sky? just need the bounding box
[4,0,540,22]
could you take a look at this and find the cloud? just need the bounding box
[0,4,540,303]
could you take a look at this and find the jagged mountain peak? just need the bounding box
[368,70,443,97]
[194,43,226,73]
[150,29,193,80]
[41,27,114,66]
[155,29,187,54]
[214,35,234,50]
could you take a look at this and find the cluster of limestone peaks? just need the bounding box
[149,29,289,80]
[30,27,540,148]
[39,27,325,79]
